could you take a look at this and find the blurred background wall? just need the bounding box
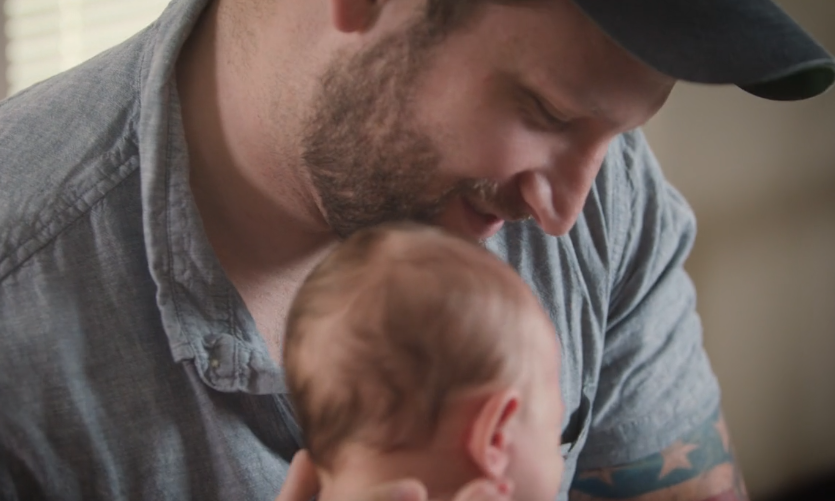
[642,1,835,498]
[1,0,168,96]
[0,0,832,499]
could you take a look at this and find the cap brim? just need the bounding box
[571,0,835,101]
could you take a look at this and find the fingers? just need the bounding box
[356,479,427,501]
[276,450,320,501]
[452,479,512,501]
[274,452,503,501]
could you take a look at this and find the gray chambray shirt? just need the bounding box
[0,0,720,499]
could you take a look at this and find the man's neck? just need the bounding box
[175,0,335,278]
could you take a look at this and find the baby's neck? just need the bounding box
[317,445,479,501]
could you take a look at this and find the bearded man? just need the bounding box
[0,0,832,500]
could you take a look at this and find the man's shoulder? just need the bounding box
[592,128,657,215]
[0,28,156,280]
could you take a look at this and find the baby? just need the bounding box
[283,223,564,501]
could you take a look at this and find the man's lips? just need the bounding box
[460,197,505,240]
[466,200,502,224]
[465,195,530,224]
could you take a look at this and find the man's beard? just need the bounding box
[301,18,527,239]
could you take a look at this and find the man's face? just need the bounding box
[302,0,674,241]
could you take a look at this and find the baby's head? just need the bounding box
[284,223,564,501]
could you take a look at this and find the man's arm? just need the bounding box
[569,409,748,501]
[567,129,740,500]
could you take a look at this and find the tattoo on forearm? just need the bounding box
[570,408,749,500]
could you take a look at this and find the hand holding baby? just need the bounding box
[275,450,514,501]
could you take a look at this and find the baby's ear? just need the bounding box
[465,389,520,480]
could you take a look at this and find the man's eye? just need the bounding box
[533,96,569,129]
[523,91,569,131]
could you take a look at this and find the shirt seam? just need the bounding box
[0,150,141,284]
[161,82,193,366]
[609,130,641,296]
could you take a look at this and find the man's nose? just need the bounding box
[517,140,608,236]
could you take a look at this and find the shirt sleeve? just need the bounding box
[575,129,721,470]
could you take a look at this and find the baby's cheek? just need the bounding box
[511,441,562,501]
[538,438,565,501]
[553,452,566,490]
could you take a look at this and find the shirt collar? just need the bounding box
[137,0,286,395]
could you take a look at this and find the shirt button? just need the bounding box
[210,358,220,369]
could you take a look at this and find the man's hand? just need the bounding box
[275,451,322,501]
[275,450,512,501]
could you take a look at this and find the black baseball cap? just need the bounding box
[571,0,835,101]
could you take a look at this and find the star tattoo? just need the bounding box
[658,440,699,479]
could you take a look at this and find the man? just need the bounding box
[0,0,831,500]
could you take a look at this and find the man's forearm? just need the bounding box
[569,410,748,501]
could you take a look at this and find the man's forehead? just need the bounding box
[461,0,674,122]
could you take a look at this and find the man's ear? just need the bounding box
[466,389,520,480]
[330,0,386,33]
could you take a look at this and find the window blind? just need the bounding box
[4,0,170,96]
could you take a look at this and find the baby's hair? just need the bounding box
[284,222,535,469]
